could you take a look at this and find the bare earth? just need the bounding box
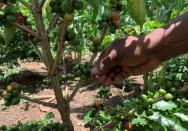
[0,62,143,131]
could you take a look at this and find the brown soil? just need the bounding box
[0,62,143,131]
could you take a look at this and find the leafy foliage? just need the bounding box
[152,100,177,111]
[0,29,38,65]
[0,113,66,131]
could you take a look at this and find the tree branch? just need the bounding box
[0,89,57,108]
[18,0,31,9]
[28,39,43,60]
[68,82,82,102]
[47,13,60,34]
[12,22,40,39]
[31,1,73,128]
[68,82,98,102]
[51,21,68,73]
[88,24,110,66]
[80,82,99,92]
[31,0,54,71]
[20,95,57,108]
[39,0,46,9]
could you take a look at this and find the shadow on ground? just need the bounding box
[0,70,49,94]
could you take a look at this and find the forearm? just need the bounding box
[144,12,188,61]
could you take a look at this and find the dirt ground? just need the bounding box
[0,62,143,131]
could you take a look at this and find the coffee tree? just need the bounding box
[0,0,124,130]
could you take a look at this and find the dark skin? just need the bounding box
[91,12,188,86]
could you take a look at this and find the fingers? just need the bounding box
[95,67,128,86]
[114,73,126,82]
[91,47,112,77]
[91,39,125,78]
[91,49,119,78]
[97,75,107,84]
[100,49,119,71]
[104,76,112,86]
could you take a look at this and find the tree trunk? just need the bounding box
[50,75,74,131]
[31,2,74,130]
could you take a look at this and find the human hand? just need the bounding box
[91,36,161,86]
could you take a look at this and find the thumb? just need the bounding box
[99,49,119,73]
[91,48,111,77]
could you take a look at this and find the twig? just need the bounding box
[18,0,31,9]
[30,95,54,100]
[12,22,40,39]
[68,82,82,102]
[47,13,60,34]
[31,0,54,70]
[80,82,99,92]
[47,96,56,103]
[51,21,68,73]
[20,95,57,108]
[28,39,43,60]
[39,0,46,9]
[68,82,98,102]
[88,53,98,66]
[0,89,57,108]
[88,24,110,66]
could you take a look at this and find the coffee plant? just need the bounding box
[0,112,66,131]
[0,0,187,131]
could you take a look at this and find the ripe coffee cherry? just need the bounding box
[94,100,101,109]
[112,11,120,21]
[0,3,4,10]
[124,122,132,131]
[16,16,24,25]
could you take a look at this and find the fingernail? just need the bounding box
[100,63,104,70]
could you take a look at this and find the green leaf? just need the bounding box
[152,100,177,111]
[148,112,187,131]
[101,35,113,47]
[84,114,93,122]
[84,108,96,122]
[127,0,146,27]
[132,116,148,126]
[123,99,137,112]
[175,113,188,122]
[177,98,188,105]
[42,112,55,123]
[4,25,16,45]
[175,73,183,81]
[149,122,167,131]
[99,111,111,121]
